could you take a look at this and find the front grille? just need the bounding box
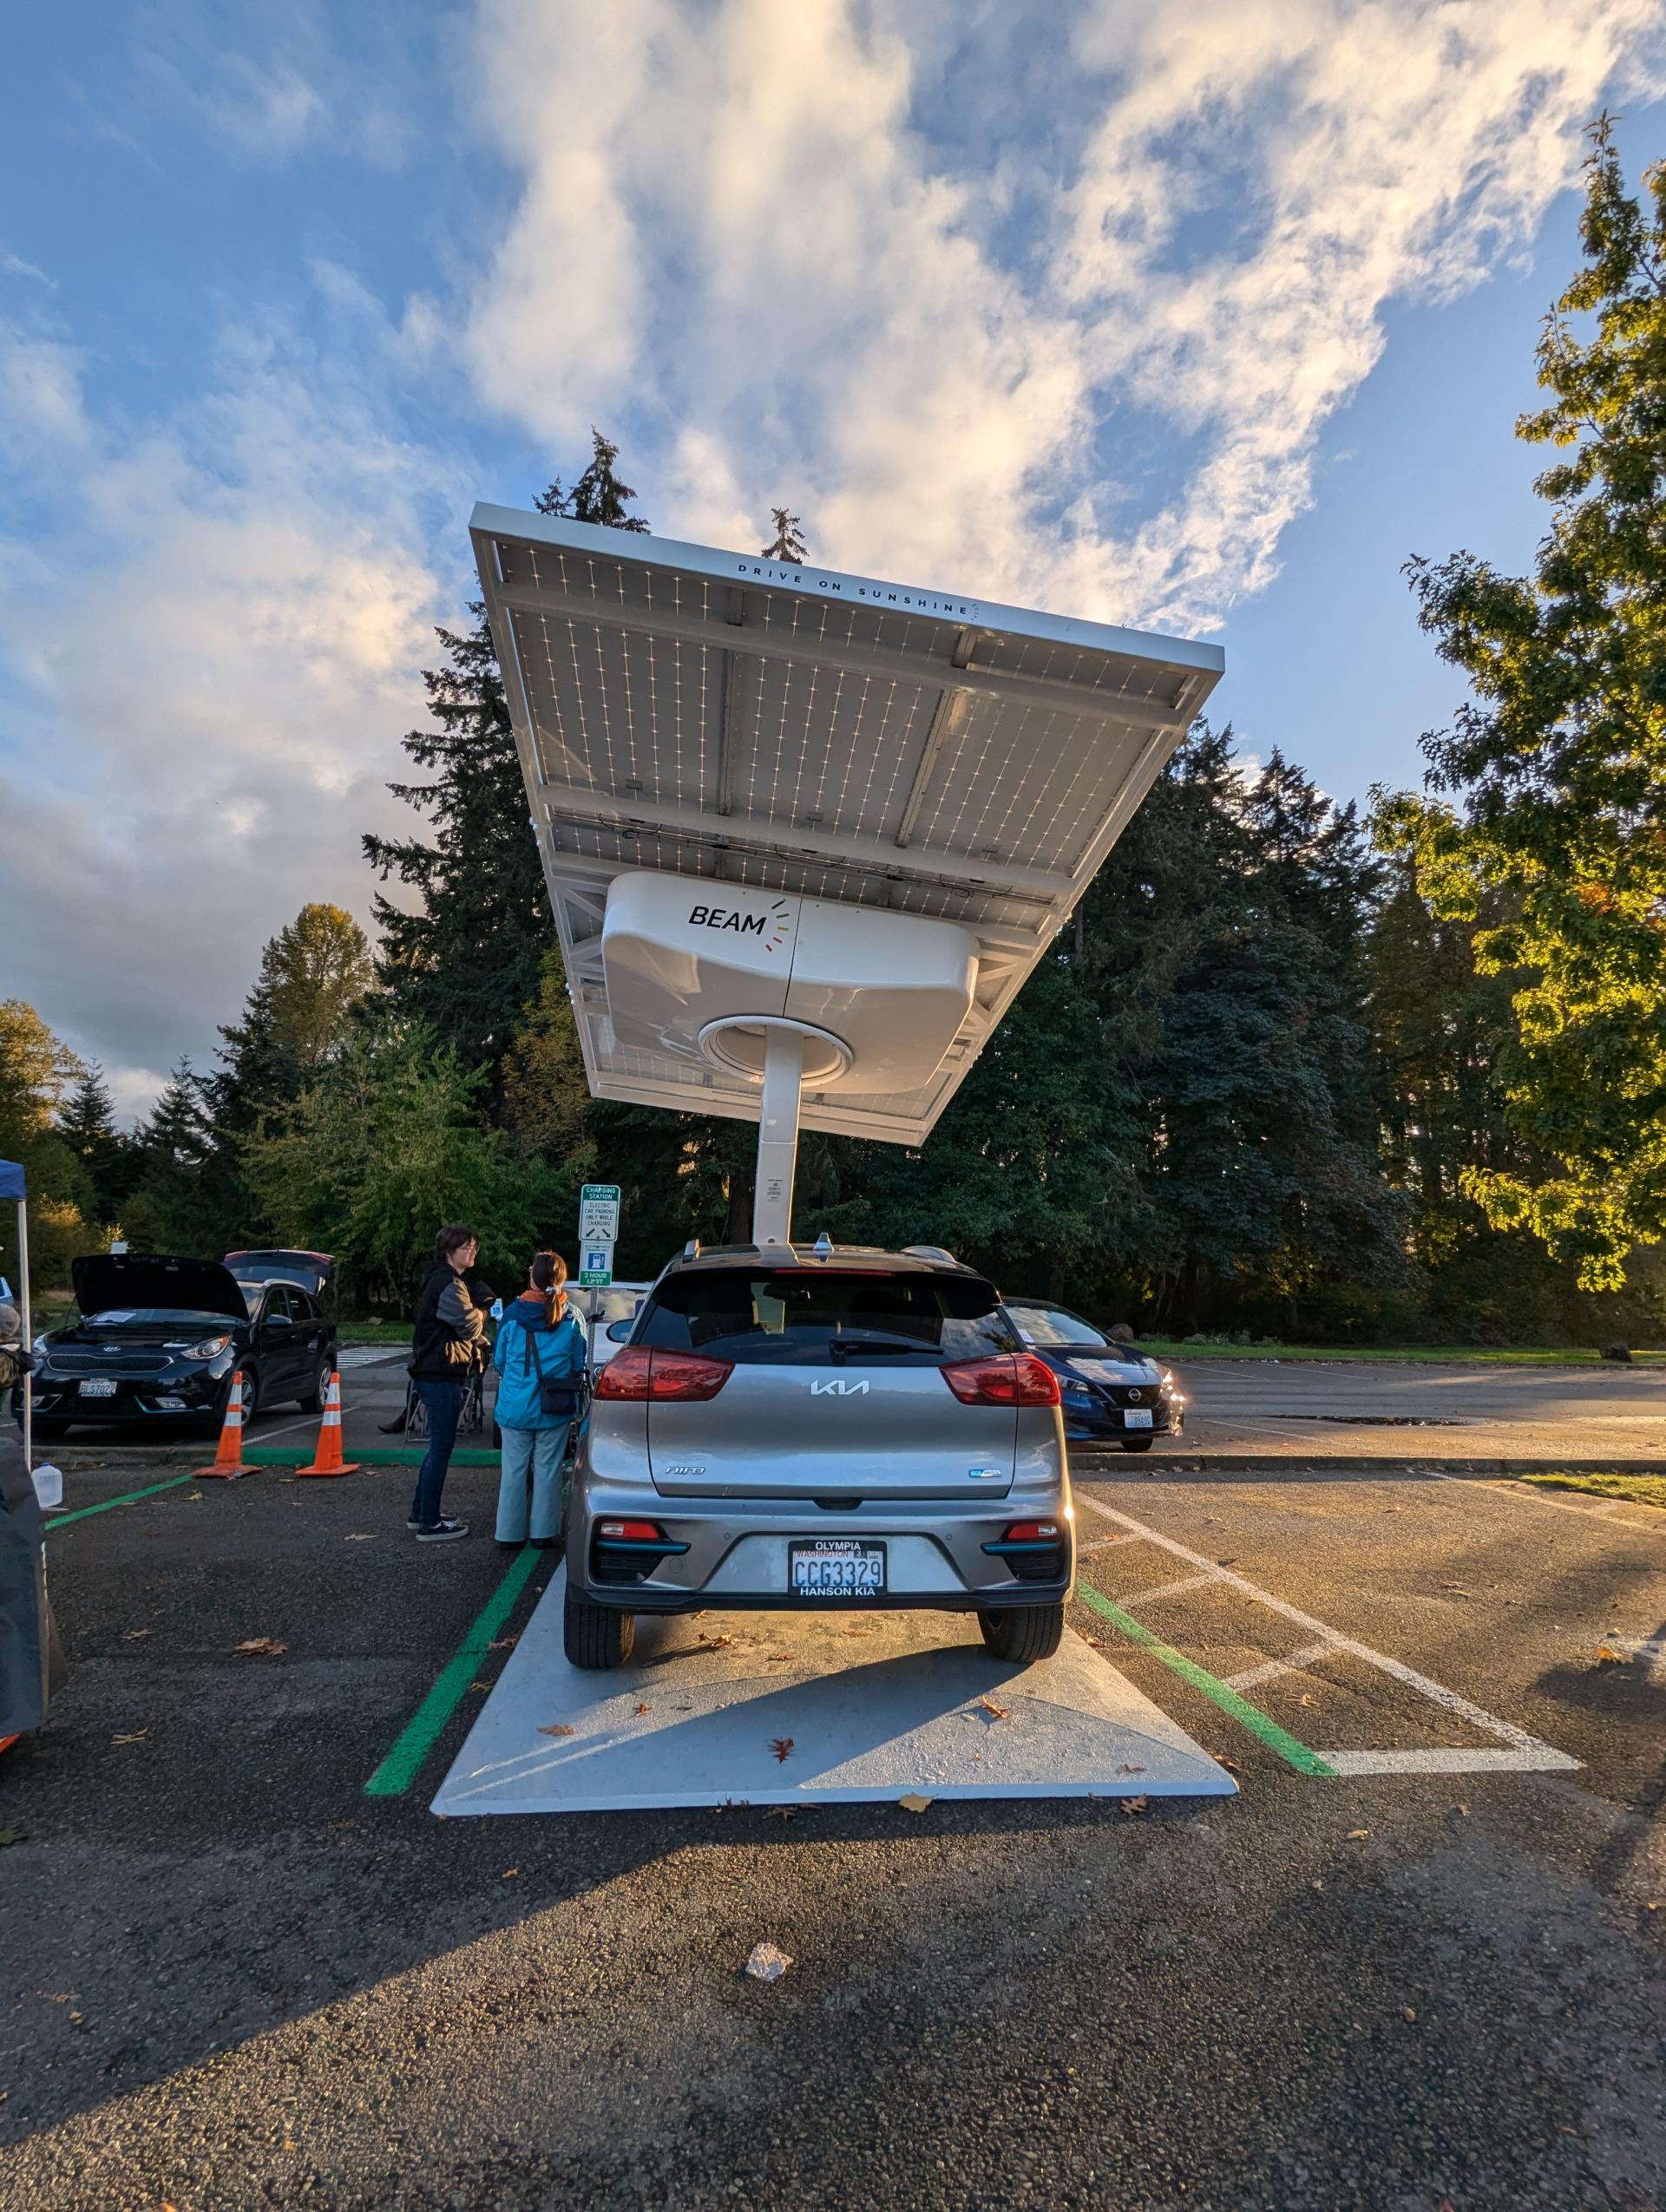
[49,1350,171,1376]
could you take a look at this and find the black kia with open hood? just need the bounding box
[30,1253,338,1436]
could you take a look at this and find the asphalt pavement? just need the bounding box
[3,1410,1663,2210]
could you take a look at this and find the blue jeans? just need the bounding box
[410,1379,464,1529]
[494,1422,571,1543]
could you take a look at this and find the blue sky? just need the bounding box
[4,1,1665,1116]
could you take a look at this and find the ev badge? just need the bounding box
[809,1378,869,1397]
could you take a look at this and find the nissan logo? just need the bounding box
[1126,1388,1143,1404]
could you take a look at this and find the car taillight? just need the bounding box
[593,1348,732,1402]
[1004,1521,1060,1543]
[598,1520,666,1541]
[594,1348,654,1399]
[941,1353,1061,1408]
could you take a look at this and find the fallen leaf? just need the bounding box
[896,1792,934,1813]
[1214,1756,1243,1775]
[770,1737,794,1764]
[1346,1828,1370,1841]
[0,1829,21,1847]
[122,1628,152,1641]
[1453,1803,1469,1817]
[765,1653,792,1665]
[233,1637,287,1657]
[1118,1763,1147,1775]
[502,1868,518,1879]
[1402,2006,1418,2023]
[698,1634,733,1651]
[978,1698,1010,1721]
[1118,1796,1150,1816]
[1081,1634,1104,1648]
[743,1940,792,1984]
[489,1636,519,1651]
[344,1533,375,1542]
[634,1703,649,1716]
[1596,1646,1626,1665]
[111,1731,148,1745]
[764,1806,798,1822]
[1298,1693,1313,1706]
[538,1723,577,1738]
[469,1680,492,1691]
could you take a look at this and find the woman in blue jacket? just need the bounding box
[491,1250,587,1548]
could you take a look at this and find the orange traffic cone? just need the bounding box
[196,1368,248,1478]
[297,1371,358,1477]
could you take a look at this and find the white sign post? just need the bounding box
[578,1185,621,1287]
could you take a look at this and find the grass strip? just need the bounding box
[1520,1471,1666,1511]
[364,1544,544,1797]
[1138,1340,1664,1366]
[46,1472,196,1528]
[1075,1583,1335,1777]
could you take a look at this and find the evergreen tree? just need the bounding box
[56,1062,131,1227]
[1377,119,1666,1290]
[761,507,807,562]
[365,436,649,1106]
[122,1059,235,1254]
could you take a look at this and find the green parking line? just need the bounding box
[1076,1584,1336,1777]
[46,1472,197,1528]
[364,1544,545,1798]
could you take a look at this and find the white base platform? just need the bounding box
[431,1569,1236,1815]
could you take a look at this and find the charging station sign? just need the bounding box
[578,1185,620,1286]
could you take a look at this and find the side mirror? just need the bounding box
[605,1319,633,1343]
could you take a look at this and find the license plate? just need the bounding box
[1123,1406,1153,1429]
[788,1538,887,1599]
[78,1377,118,1397]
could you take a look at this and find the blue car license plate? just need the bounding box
[788,1538,887,1599]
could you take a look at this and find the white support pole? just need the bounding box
[752,1028,803,1248]
[16,1197,31,1472]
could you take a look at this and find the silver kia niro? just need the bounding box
[562,1242,1073,1668]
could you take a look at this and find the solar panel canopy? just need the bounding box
[471,502,1224,1145]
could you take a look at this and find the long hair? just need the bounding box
[528,1250,568,1327]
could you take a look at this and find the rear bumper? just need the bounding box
[565,1479,1075,1614]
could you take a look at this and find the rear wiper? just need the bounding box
[828,1334,928,1359]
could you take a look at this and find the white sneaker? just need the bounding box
[416,1518,469,1543]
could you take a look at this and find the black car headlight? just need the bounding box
[180,1335,233,1361]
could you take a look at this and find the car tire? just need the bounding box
[979,1603,1064,1665]
[563,1590,636,1670]
[1121,1436,1154,1452]
[298,1358,332,1416]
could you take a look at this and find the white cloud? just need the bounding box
[0,324,458,1116]
[2,253,56,291]
[459,0,1666,632]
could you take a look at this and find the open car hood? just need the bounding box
[72,1253,249,1323]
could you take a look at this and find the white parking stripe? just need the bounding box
[1118,1571,1222,1607]
[1319,1748,1581,1776]
[1226,1639,1335,1691]
[1427,1469,1666,1534]
[1074,1491,1578,1770]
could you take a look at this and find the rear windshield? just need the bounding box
[637,1269,1020,1365]
[1006,1304,1112,1349]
